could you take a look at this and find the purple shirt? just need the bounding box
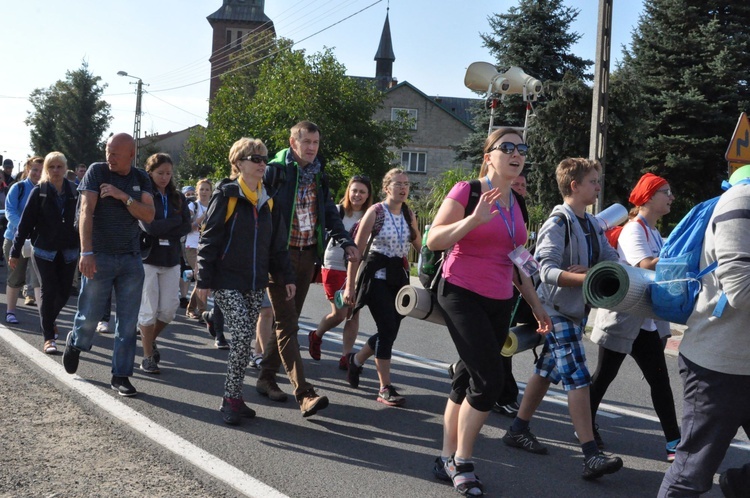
[442,181,527,300]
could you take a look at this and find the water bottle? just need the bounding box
[182,269,194,282]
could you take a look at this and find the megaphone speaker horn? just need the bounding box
[464,62,505,94]
[501,66,543,96]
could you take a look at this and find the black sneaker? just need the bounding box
[179,297,189,309]
[62,331,80,374]
[582,451,623,480]
[346,352,363,388]
[720,468,744,498]
[215,338,230,350]
[202,311,215,337]
[111,376,137,397]
[493,401,520,418]
[502,427,549,455]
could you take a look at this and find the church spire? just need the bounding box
[374,8,395,91]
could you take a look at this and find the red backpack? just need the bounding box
[605,217,649,249]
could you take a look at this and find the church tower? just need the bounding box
[207,0,275,104]
[374,10,395,91]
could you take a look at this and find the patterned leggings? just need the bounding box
[214,289,264,399]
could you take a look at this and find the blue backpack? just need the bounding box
[650,179,750,324]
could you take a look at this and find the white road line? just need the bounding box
[310,324,750,452]
[0,325,289,498]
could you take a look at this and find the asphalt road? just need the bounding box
[2,268,747,497]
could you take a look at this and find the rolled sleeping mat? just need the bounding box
[501,323,544,357]
[395,285,446,326]
[583,261,662,320]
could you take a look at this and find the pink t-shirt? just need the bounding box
[442,181,527,300]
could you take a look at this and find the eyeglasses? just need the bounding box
[656,188,673,197]
[391,181,410,188]
[240,154,268,164]
[490,142,529,156]
[352,175,370,183]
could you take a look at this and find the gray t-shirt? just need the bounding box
[78,162,153,254]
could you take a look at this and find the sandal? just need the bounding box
[43,340,57,354]
[445,456,484,496]
[5,312,19,324]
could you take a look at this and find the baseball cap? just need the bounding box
[2,159,13,168]
[181,186,196,194]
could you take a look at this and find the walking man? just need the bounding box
[63,133,155,396]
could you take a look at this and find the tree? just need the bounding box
[187,38,411,191]
[25,61,112,166]
[623,0,750,221]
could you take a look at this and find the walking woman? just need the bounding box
[185,178,212,319]
[196,137,295,425]
[308,175,373,369]
[343,168,421,406]
[589,172,681,461]
[9,152,79,353]
[426,128,551,496]
[138,153,191,373]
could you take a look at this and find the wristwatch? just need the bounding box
[126,197,134,207]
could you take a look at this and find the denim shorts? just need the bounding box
[534,315,591,391]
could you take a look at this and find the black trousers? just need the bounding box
[590,328,680,442]
[33,252,77,341]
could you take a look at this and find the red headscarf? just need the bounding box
[628,173,668,207]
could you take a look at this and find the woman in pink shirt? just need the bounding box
[427,128,551,496]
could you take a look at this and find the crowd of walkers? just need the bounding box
[3,121,748,497]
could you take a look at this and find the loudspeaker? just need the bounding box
[464,62,509,94]
[501,66,543,96]
[464,62,543,98]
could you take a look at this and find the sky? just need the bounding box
[0,0,644,173]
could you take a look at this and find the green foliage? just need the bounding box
[623,0,750,222]
[413,167,476,220]
[187,38,411,193]
[25,61,112,166]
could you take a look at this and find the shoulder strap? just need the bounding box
[465,179,482,218]
[634,217,650,242]
[17,181,25,202]
[511,188,529,225]
[338,204,345,220]
[550,211,571,248]
[371,203,386,238]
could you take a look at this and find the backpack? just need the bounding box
[648,180,750,324]
[605,217,649,249]
[418,180,482,290]
[418,180,528,291]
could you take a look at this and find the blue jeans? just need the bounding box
[71,253,144,377]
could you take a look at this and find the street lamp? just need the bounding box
[117,70,148,167]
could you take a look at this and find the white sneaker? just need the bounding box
[96,321,110,333]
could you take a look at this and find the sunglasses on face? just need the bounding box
[241,154,268,164]
[490,142,529,156]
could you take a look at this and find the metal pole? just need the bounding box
[589,0,613,214]
[133,79,143,168]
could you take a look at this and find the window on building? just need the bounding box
[401,151,427,173]
[391,108,418,130]
[226,30,232,47]
[235,30,244,49]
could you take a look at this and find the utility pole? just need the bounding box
[589,0,613,213]
[117,71,148,167]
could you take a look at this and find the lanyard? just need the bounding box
[159,192,168,219]
[383,202,405,244]
[484,176,517,248]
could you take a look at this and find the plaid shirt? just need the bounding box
[289,181,318,248]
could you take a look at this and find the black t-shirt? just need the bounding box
[78,162,153,254]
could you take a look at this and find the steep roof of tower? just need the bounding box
[374,12,395,61]
[207,0,271,24]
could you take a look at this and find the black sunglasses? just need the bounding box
[490,142,529,156]
[352,174,370,183]
[241,154,268,164]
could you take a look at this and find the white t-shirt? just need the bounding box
[185,201,208,249]
[617,216,664,331]
[322,207,363,271]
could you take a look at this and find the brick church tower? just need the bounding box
[206,0,275,105]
